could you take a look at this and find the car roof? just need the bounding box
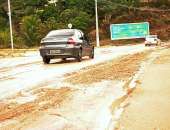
[50,29,82,34]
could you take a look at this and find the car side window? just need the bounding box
[77,30,90,45]
[77,31,83,40]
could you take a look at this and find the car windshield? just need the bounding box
[46,30,75,38]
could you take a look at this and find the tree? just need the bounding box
[65,0,95,15]
[0,0,169,48]
[70,11,91,31]
[20,15,41,46]
[60,8,92,31]
[98,0,115,23]
[39,5,60,22]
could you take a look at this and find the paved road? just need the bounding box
[0,44,148,99]
[118,47,170,130]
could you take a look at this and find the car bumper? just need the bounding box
[39,47,80,59]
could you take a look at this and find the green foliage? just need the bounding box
[39,5,60,21]
[0,0,170,48]
[60,9,92,31]
[70,11,91,31]
[20,16,41,46]
[45,17,65,30]
[120,0,140,7]
[0,29,10,48]
[98,0,114,16]
[0,16,8,29]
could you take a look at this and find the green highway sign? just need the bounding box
[110,22,149,40]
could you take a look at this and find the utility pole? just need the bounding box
[8,0,14,51]
[95,0,100,47]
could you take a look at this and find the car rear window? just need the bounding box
[46,30,75,38]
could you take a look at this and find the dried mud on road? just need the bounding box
[66,52,149,85]
[0,87,72,129]
[0,51,151,130]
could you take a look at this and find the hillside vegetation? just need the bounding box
[0,0,170,48]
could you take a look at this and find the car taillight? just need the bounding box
[40,44,45,48]
[68,38,76,45]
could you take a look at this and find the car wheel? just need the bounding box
[77,49,82,62]
[90,47,94,59]
[43,57,50,64]
[62,58,66,61]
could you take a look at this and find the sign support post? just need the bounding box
[8,0,14,51]
[95,0,100,47]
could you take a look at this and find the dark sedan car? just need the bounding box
[39,29,94,64]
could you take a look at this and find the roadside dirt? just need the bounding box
[0,49,37,58]
[154,50,170,64]
[66,52,150,85]
[116,47,170,130]
[0,51,151,130]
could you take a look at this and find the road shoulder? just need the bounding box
[117,47,170,130]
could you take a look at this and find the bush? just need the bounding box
[0,29,10,48]
[13,35,28,48]
[20,15,41,47]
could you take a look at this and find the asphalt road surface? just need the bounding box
[0,44,148,99]
[0,44,156,130]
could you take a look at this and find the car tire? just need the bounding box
[43,57,50,64]
[77,49,82,62]
[62,58,66,61]
[90,47,94,59]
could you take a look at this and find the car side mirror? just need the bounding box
[80,37,84,40]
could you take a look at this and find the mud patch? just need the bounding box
[66,52,149,85]
[0,87,71,123]
[0,50,152,130]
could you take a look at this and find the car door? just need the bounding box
[82,36,92,56]
[83,35,92,56]
[76,31,86,57]
[77,31,91,57]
